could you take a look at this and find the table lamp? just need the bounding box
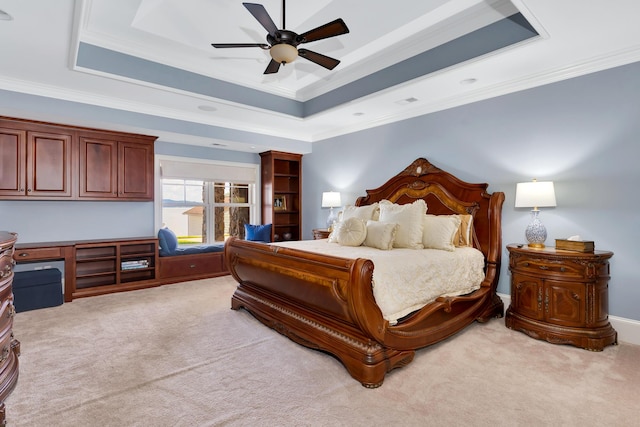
[321,191,341,229]
[515,179,556,248]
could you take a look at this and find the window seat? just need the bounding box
[157,228,228,284]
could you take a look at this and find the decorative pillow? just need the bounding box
[244,223,272,243]
[363,220,398,250]
[453,214,474,247]
[335,217,367,247]
[341,203,380,222]
[378,199,427,249]
[158,228,178,256]
[422,214,461,251]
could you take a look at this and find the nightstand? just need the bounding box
[505,244,617,351]
[312,228,331,240]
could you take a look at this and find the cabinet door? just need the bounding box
[511,272,544,320]
[79,137,118,198]
[0,128,26,196]
[118,141,153,200]
[27,131,74,197]
[544,280,586,327]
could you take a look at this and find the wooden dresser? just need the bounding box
[505,244,616,351]
[0,231,20,425]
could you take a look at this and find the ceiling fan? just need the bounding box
[211,1,349,74]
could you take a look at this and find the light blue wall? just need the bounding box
[303,60,640,321]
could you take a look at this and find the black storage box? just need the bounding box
[13,269,63,313]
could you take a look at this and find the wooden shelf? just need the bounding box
[260,151,302,242]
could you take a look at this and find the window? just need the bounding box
[158,158,258,245]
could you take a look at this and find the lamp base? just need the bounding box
[525,210,548,248]
[527,242,546,249]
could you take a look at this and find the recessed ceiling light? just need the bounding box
[0,9,13,20]
[395,97,419,105]
[211,142,228,147]
[198,105,217,112]
[353,112,364,116]
[460,78,478,85]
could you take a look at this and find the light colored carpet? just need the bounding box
[7,276,640,426]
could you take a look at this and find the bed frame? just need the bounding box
[225,158,505,387]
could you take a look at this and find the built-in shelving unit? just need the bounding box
[260,151,302,242]
[73,238,159,298]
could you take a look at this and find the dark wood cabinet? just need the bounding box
[79,135,154,200]
[0,116,156,201]
[260,151,302,242]
[72,238,159,300]
[0,231,19,425]
[505,244,616,351]
[0,125,75,198]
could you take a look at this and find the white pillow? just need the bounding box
[341,203,379,222]
[363,220,398,250]
[378,199,427,249]
[335,217,367,247]
[422,214,462,251]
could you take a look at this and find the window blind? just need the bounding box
[160,160,257,184]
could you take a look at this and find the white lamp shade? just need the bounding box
[515,181,556,208]
[321,191,341,208]
[270,44,298,64]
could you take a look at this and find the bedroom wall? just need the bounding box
[302,60,640,322]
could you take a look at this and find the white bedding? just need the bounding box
[272,240,485,324]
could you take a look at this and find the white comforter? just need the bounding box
[272,240,485,324]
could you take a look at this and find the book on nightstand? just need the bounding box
[555,239,595,252]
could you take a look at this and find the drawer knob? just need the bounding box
[189,264,196,268]
[560,267,566,272]
[19,253,28,257]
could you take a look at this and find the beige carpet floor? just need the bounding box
[7,276,640,426]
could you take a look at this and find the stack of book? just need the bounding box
[121,260,150,270]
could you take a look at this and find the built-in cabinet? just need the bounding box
[0,116,156,201]
[0,126,75,198]
[79,135,154,199]
[260,151,302,242]
[73,238,159,300]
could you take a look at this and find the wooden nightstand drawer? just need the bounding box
[511,256,583,279]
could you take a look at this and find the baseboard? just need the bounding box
[497,293,640,346]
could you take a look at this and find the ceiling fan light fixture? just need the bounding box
[270,43,298,64]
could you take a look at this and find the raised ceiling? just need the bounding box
[0,1,639,153]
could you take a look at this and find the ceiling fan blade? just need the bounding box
[264,59,281,74]
[212,43,270,49]
[298,18,349,43]
[298,49,340,70]
[243,3,278,36]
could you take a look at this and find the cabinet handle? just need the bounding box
[544,289,549,313]
[539,265,549,270]
[18,252,29,257]
[560,267,566,272]
[27,188,32,192]
[189,264,196,268]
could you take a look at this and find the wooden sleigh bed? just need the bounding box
[224,158,505,387]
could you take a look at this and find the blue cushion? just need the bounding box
[158,228,178,256]
[174,243,225,255]
[244,224,272,243]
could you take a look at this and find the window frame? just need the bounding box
[154,155,260,242]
